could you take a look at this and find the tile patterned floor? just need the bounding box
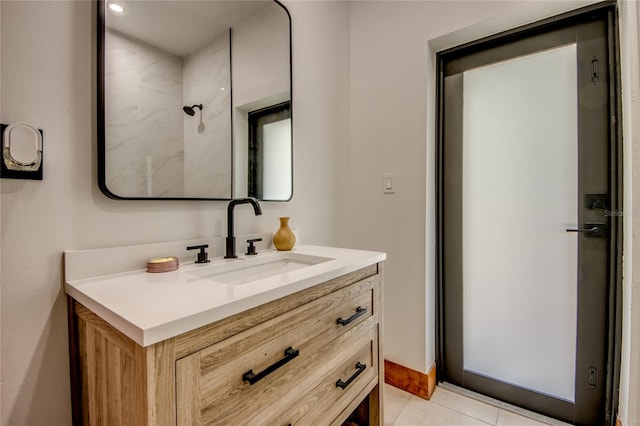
[384,384,573,426]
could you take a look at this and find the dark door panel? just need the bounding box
[436,4,620,425]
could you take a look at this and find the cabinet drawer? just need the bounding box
[259,325,378,426]
[176,276,378,426]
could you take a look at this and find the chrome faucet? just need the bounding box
[225,197,262,259]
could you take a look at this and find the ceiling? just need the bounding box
[106,0,268,57]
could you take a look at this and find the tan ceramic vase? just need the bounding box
[273,217,296,251]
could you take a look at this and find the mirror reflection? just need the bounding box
[98,0,292,200]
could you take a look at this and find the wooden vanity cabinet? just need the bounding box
[68,263,384,426]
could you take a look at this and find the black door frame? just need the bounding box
[434,2,623,425]
[247,101,292,200]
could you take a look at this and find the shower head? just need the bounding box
[183,104,203,116]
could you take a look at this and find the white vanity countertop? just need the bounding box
[64,244,385,347]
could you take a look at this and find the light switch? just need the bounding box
[384,173,395,194]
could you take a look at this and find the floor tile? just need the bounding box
[393,395,492,426]
[496,410,551,426]
[438,383,572,426]
[429,387,499,425]
[384,384,412,426]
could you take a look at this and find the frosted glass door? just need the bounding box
[462,44,578,402]
[440,9,615,424]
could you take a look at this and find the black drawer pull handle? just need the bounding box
[336,362,367,389]
[337,306,367,326]
[243,347,299,385]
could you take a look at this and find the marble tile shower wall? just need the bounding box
[183,32,232,198]
[105,30,232,198]
[105,30,184,197]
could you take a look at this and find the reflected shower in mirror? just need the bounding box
[98,0,291,200]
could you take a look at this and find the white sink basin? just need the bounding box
[187,252,334,285]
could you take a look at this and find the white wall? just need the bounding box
[0,2,3,421]
[347,0,535,373]
[348,1,640,424]
[0,1,349,424]
[232,3,291,199]
[232,4,290,108]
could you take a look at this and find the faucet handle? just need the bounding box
[187,244,211,263]
[245,238,262,256]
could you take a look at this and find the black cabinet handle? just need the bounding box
[337,306,367,326]
[336,362,367,389]
[242,347,299,385]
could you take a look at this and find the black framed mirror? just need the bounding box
[97,0,292,200]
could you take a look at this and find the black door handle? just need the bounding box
[243,347,299,385]
[566,227,601,234]
[566,223,606,238]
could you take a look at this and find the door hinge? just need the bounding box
[588,366,597,387]
[591,58,600,84]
